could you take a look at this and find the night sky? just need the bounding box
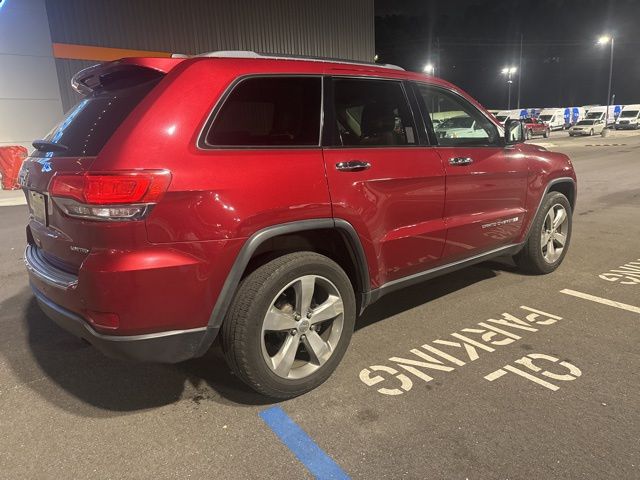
[375,0,640,109]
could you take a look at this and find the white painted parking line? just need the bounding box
[560,289,640,314]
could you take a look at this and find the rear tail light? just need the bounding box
[49,170,171,221]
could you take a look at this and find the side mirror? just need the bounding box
[505,119,525,144]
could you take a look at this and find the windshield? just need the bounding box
[586,112,602,119]
[539,115,552,121]
[620,110,639,118]
[576,120,595,125]
[523,118,534,123]
[438,117,474,129]
[33,68,163,158]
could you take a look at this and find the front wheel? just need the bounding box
[543,128,550,138]
[514,191,572,274]
[221,252,356,398]
[589,129,594,136]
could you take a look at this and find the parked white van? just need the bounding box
[494,109,522,124]
[615,104,640,130]
[585,105,623,124]
[538,108,566,130]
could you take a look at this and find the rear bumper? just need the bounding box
[32,284,212,363]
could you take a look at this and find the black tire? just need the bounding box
[589,129,594,136]
[221,251,356,399]
[543,128,550,138]
[525,129,531,140]
[514,191,572,275]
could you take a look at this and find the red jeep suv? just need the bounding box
[21,52,576,398]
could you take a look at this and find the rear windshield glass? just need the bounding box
[33,67,163,158]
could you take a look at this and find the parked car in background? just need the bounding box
[615,104,640,129]
[434,115,488,139]
[569,119,605,136]
[538,108,566,131]
[523,117,550,139]
[20,52,577,398]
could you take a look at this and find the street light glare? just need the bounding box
[423,63,434,73]
[597,35,611,44]
[501,66,517,74]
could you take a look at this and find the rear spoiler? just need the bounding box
[71,57,183,94]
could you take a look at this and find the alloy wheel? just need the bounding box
[541,203,569,263]
[260,275,344,380]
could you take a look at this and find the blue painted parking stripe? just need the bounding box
[259,406,350,480]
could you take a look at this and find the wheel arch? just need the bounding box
[547,178,577,210]
[521,176,576,244]
[194,218,370,356]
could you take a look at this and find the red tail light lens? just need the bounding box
[49,171,171,205]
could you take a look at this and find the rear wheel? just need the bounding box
[221,252,356,398]
[514,192,572,275]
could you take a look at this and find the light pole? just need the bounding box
[423,63,435,76]
[501,66,517,110]
[597,35,614,128]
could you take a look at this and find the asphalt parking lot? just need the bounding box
[1,132,639,479]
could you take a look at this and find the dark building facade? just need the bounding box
[45,0,375,110]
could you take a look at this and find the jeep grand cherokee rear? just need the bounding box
[24,53,575,399]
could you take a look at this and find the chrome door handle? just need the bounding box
[449,157,474,166]
[336,160,371,172]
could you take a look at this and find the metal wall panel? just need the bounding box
[46,0,374,110]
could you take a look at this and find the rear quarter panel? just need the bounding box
[95,58,333,243]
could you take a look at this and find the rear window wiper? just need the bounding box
[32,140,69,153]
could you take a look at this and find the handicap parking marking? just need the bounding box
[259,406,350,480]
[560,288,640,314]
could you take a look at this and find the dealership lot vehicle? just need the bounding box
[19,52,577,398]
[585,104,623,124]
[494,109,521,123]
[569,119,606,136]
[615,104,640,129]
[539,108,567,130]
[523,117,551,139]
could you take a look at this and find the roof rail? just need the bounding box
[196,50,405,71]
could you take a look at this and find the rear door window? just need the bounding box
[205,76,322,147]
[34,67,163,158]
[330,78,417,147]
